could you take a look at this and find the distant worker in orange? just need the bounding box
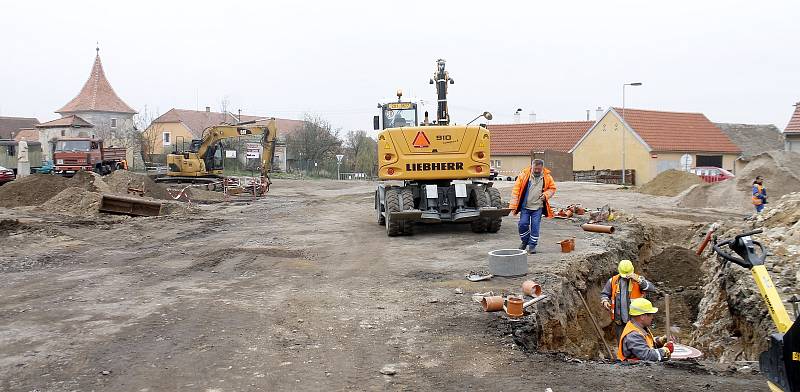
[617,298,674,362]
[600,260,656,341]
[752,176,767,213]
[508,158,556,254]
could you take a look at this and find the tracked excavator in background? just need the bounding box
[373,59,511,236]
[155,119,278,195]
[713,229,800,392]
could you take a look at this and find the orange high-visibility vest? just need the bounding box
[617,321,656,361]
[610,274,644,321]
[752,184,765,206]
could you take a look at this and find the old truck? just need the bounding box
[53,137,127,176]
[373,59,511,236]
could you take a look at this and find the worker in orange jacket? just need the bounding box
[617,298,674,362]
[752,176,767,213]
[508,158,556,254]
[601,259,655,341]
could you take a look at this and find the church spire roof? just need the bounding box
[56,48,137,114]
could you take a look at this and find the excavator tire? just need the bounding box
[486,187,503,233]
[470,188,490,233]
[399,188,415,235]
[384,188,403,237]
[375,190,385,225]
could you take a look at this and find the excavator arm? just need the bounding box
[196,119,278,176]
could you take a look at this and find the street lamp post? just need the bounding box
[621,82,642,185]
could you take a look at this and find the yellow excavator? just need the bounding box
[373,59,511,236]
[156,119,278,195]
[713,229,799,392]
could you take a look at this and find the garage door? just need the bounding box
[696,155,722,168]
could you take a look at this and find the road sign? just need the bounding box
[336,154,344,163]
[225,150,237,158]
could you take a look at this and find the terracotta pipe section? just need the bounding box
[557,238,575,253]
[581,223,615,234]
[522,280,542,297]
[505,297,524,318]
[481,296,504,312]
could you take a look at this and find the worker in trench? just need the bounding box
[752,175,767,213]
[508,158,556,254]
[600,260,656,342]
[617,298,674,362]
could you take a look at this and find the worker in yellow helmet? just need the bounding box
[617,298,674,362]
[600,259,656,341]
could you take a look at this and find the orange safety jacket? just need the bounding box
[509,166,556,218]
[752,184,766,206]
[610,274,644,321]
[617,321,656,361]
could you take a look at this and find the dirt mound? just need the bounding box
[0,174,70,207]
[105,170,169,200]
[638,170,703,197]
[735,150,800,200]
[40,187,103,217]
[676,179,751,212]
[67,170,110,193]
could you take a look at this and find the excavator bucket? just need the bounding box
[99,194,162,217]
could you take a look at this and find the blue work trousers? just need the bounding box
[518,207,543,249]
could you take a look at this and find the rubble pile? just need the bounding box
[691,192,800,361]
[637,169,702,197]
[677,151,800,212]
[40,188,103,217]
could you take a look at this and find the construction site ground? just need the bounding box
[0,179,767,391]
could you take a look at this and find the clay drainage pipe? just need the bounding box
[504,296,524,318]
[581,223,615,234]
[522,280,542,297]
[481,296,504,312]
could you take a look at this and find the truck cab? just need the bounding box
[53,137,127,176]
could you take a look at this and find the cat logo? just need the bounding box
[412,131,430,148]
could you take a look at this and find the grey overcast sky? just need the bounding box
[2,0,799,133]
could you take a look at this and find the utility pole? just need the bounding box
[621,82,642,185]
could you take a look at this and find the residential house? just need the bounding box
[488,121,595,181]
[0,116,39,140]
[571,108,740,185]
[715,123,785,173]
[784,102,800,152]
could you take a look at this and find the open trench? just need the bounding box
[508,217,767,361]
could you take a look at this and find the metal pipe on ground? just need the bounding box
[581,223,615,234]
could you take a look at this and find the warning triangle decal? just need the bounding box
[412,131,430,148]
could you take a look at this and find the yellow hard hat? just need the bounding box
[618,259,634,275]
[629,298,658,316]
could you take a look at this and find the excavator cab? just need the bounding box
[375,97,418,130]
[713,229,800,392]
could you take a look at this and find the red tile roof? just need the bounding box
[14,129,39,142]
[57,53,137,114]
[152,108,304,139]
[0,116,39,139]
[785,102,800,134]
[36,115,94,128]
[612,107,740,153]
[489,121,595,154]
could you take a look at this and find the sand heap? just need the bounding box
[0,170,216,217]
[637,169,703,196]
[677,150,800,212]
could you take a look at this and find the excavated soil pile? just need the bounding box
[736,151,800,200]
[0,172,104,207]
[757,192,800,250]
[677,151,800,212]
[105,170,170,200]
[41,188,103,217]
[638,170,703,197]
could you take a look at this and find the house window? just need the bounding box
[163,132,171,146]
[110,118,117,128]
[490,159,502,168]
[61,129,66,136]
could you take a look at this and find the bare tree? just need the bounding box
[286,114,341,173]
[344,130,377,175]
[134,106,161,163]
